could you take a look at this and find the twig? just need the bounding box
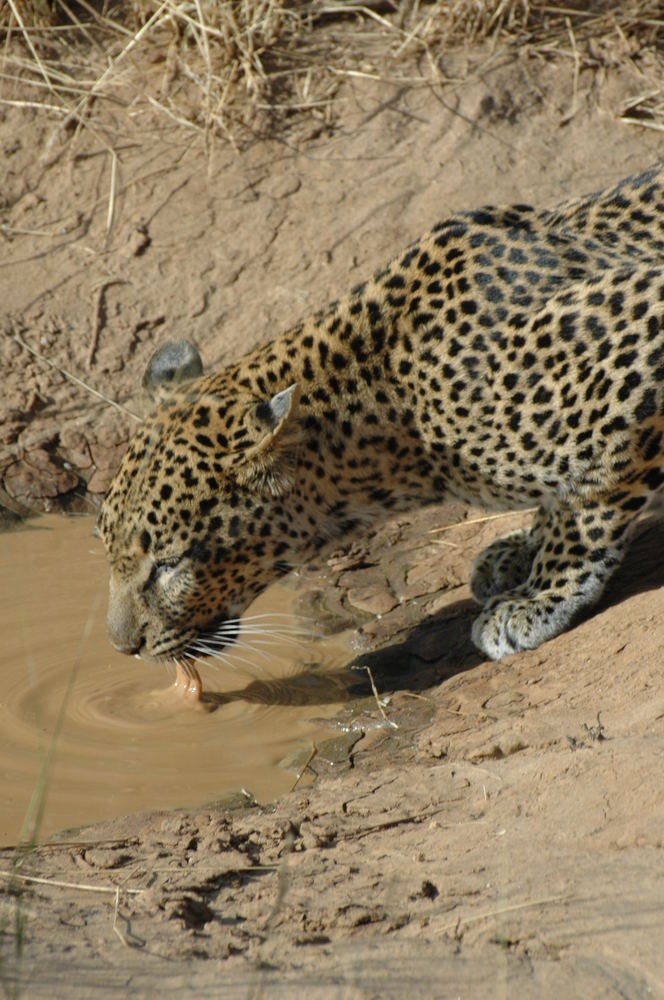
[364,665,398,729]
[6,0,54,93]
[0,870,143,895]
[429,509,537,535]
[1,837,140,853]
[146,95,205,133]
[88,282,107,370]
[436,893,572,935]
[338,806,447,842]
[621,118,664,134]
[112,886,129,946]
[85,0,172,103]
[0,98,70,114]
[261,828,295,931]
[560,17,581,124]
[400,691,436,704]
[13,332,141,422]
[87,279,127,370]
[0,223,69,239]
[106,151,118,240]
[290,743,318,791]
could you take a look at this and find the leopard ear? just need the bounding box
[142,340,204,401]
[235,384,301,497]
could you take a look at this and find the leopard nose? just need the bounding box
[110,635,145,656]
[106,590,145,657]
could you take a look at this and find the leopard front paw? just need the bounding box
[470,529,538,606]
[471,594,564,660]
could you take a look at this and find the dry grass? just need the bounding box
[1,1,663,147]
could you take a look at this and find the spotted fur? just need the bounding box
[99,164,664,661]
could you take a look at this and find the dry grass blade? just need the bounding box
[364,665,398,729]
[0,870,143,895]
[3,2,662,148]
[290,742,319,791]
[12,331,142,422]
[429,508,537,535]
[436,892,572,936]
[621,89,664,133]
[5,0,55,91]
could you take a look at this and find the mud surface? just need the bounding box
[2,25,664,999]
[0,515,355,847]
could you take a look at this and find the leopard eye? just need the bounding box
[156,557,181,573]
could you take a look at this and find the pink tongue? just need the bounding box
[173,661,203,700]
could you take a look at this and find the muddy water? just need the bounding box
[0,515,353,846]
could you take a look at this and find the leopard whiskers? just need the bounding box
[224,611,311,628]
[209,612,316,642]
[186,612,315,672]
[189,637,284,670]
[210,627,308,641]
[187,645,267,673]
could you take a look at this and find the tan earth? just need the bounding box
[2,13,664,997]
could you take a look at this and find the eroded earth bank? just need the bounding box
[2,10,664,996]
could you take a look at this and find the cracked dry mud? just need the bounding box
[2,32,664,999]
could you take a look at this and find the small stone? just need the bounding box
[16,191,42,215]
[299,820,335,849]
[86,467,117,494]
[424,589,466,617]
[88,441,128,476]
[4,452,78,501]
[91,417,130,449]
[83,848,133,869]
[359,604,414,642]
[419,880,439,900]
[397,546,463,601]
[346,584,398,615]
[120,224,151,258]
[0,421,23,446]
[326,540,371,572]
[339,566,383,589]
[58,429,93,470]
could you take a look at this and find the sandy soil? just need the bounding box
[2,19,664,998]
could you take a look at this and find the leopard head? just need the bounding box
[97,341,305,661]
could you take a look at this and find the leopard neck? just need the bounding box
[228,297,441,537]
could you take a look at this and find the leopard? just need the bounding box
[98,163,664,664]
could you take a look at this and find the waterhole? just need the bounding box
[0,515,354,846]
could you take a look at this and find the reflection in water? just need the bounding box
[0,515,353,846]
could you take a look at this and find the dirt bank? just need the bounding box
[2,7,664,996]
